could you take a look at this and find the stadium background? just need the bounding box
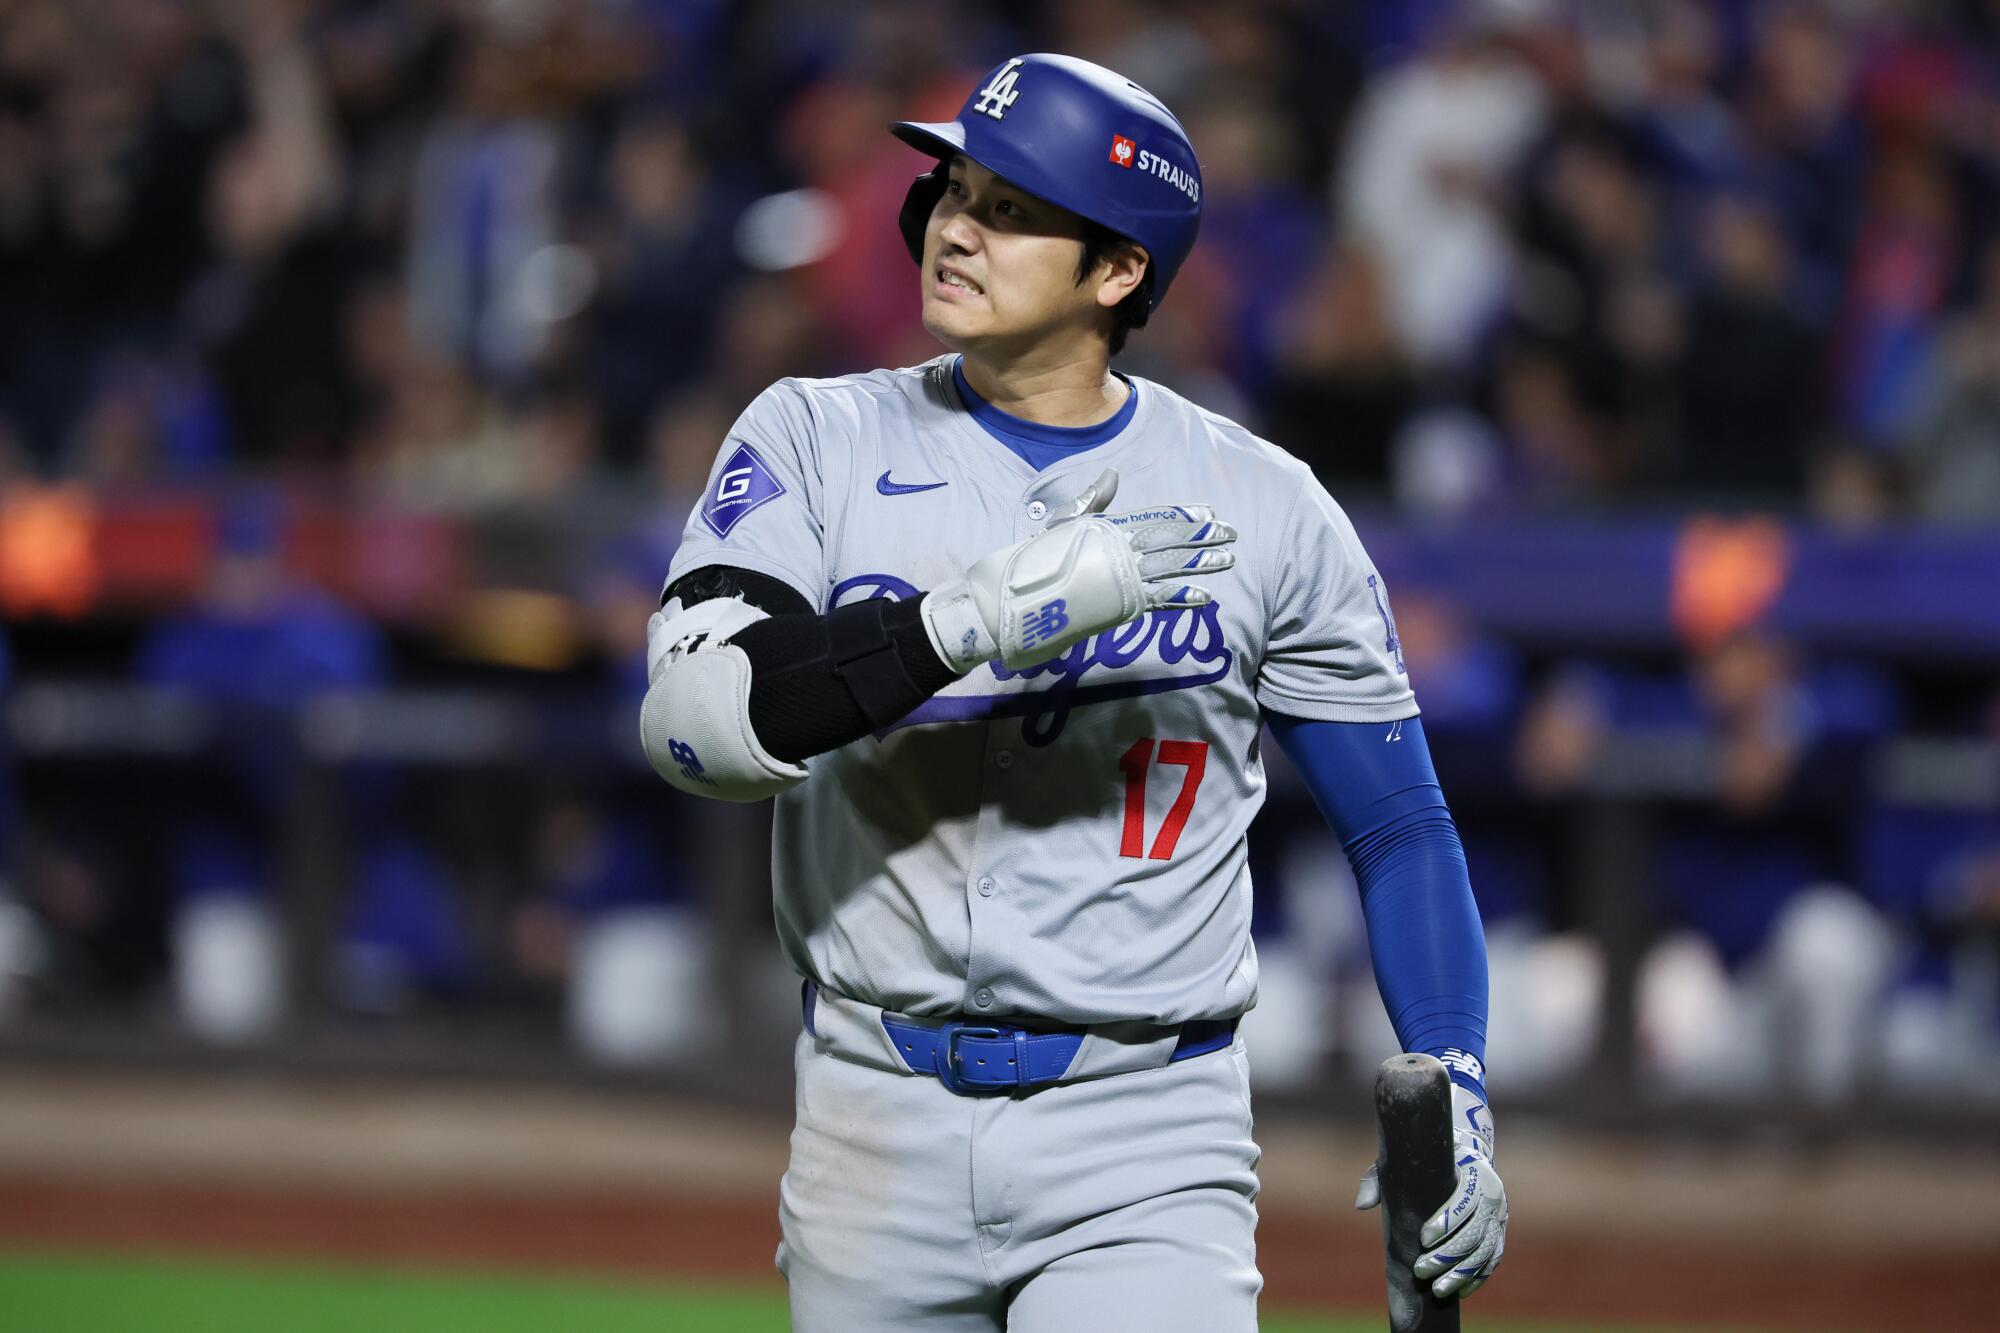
[2,0,1998,1328]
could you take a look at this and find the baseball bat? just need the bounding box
[1373,1053,1462,1332]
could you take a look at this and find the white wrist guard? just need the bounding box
[639,596,808,802]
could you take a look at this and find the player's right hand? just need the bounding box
[920,467,1237,673]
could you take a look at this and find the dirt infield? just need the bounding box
[0,1070,1992,1331]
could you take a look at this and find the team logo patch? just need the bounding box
[1109,134,1136,168]
[972,58,1025,120]
[701,443,785,538]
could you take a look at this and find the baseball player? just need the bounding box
[642,53,1504,1331]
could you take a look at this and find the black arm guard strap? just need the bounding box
[664,564,959,764]
[826,597,927,728]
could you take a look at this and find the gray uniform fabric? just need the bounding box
[779,1026,1261,1333]
[665,356,1416,1027]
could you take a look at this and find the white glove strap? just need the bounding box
[1451,1082,1496,1161]
[920,579,998,675]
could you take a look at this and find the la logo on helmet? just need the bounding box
[973,58,1025,119]
[1110,134,1136,167]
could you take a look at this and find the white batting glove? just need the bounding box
[921,467,1237,673]
[1355,1082,1508,1301]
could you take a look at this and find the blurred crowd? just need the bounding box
[3,0,2000,1110]
[1,0,1998,518]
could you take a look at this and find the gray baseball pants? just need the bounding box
[777,997,1262,1331]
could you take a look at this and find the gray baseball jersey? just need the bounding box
[665,354,1415,1028]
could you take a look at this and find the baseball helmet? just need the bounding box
[890,53,1203,315]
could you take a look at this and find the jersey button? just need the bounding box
[994,750,1014,770]
[1026,499,1049,521]
[973,988,994,1008]
[977,876,996,897]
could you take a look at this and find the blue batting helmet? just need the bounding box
[890,53,1203,315]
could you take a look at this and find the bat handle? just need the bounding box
[1374,1053,1462,1332]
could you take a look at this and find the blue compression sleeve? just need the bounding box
[1266,713,1489,1098]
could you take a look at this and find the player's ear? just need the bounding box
[1093,243,1148,312]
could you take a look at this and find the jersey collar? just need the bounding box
[951,356,1139,460]
[933,355,1163,498]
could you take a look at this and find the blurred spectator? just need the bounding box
[335,835,472,1015]
[0,0,246,466]
[1867,685,2000,1101]
[139,495,386,715]
[1908,236,2000,520]
[183,6,354,473]
[349,351,493,505]
[1624,0,1739,190]
[404,24,569,383]
[1501,114,1679,499]
[1339,8,1553,374]
[1831,143,1959,447]
[585,107,745,463]
[1737,1,1866,308]
[137,491,387,1040]
[1266,247,1418,489]
[1675,190,1826,497]
[1180,86,1328,396]
[1518,630,1903,1101]
[1489,340,1623,507]
[512,795,711,1065]
[1866,802,2000,1101]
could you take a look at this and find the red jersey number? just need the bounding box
[1117,737,1209,860]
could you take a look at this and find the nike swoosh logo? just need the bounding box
[876,471,948,496]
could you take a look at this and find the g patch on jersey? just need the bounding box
[702,443,786,538]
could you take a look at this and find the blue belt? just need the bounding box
[804,981,1237,1096]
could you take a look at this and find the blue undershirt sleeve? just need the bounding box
[1266,712,1490,1099]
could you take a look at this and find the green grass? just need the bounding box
[0,1251,1687,1332]
[0,1255,778,1333]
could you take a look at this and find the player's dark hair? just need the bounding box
[1076,220,1152,356]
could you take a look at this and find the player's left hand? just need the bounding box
[1354,1081,1507,1301]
